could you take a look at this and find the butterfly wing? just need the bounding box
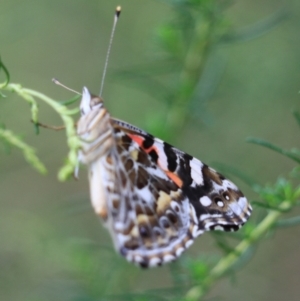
[98,128,202,267]
[113,119,252,233]
[77,90,201,267]
[77,89,251,267]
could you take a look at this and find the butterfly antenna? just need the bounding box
[99,6,121,97]
[52,78,81,95]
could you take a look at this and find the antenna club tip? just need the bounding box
[116,6,121,17]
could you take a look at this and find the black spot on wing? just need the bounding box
[177,153,193,187]
[139,260,149,268]
[183,177,212,202]
[121,133,132,150]
[136,149,151,167]
[222,224,240,231]
[163,142,177,172]
[148,149,158,163]
[142,135,154,149]
[182,164,215,216]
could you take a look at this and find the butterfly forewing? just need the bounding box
[114,120,252,230]
[77,88,252,267]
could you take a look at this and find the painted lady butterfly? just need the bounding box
[77,87,252,267]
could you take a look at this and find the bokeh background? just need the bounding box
[1,0,300,300]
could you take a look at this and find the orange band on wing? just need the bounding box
[128,134,144,146]
[129,133,183,188]
[165,171,183,188]
[129,134,159,156]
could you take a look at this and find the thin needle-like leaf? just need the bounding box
[0,128,47,174]
[0,57,10,88]
[247,137,300,164]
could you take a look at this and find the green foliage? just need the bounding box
[1,83,81,181]
[247,137,300,165]
[0,127,47,174]
[116,0,228,141]
[115,0,287,142]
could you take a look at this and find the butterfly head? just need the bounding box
[80,87,104,116]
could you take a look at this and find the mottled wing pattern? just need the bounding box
[107,129,202,267]
[113,119,252,233]
[77,88,252,267]
[77,89,201,267]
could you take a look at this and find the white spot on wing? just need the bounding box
[238,197,248,209]
[203,222,213,229]
[222,179,238,190]
[217,200,224,208]
[175,247,185,257]
[190,158,204,185]
[211,179,239,196]
[189,203,198,224]
[136,186,154,204]
[192,226,204,237]
[214,225,224,231]
[155,137,164,144]
[229,202,243,216]
[149,257,161,266]
[200,196,212,207]
[163,254,175,263]
[126,253,133,262]
[200,213,220,221]
[185,240,194,249]
[117,233,131,244]
[134,255,143,263]
[211,181,223,194]
[152,141,169,170]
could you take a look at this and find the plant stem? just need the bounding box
[184,200,292,301]
[0,128,47,174]
[4,83,80,180]
[165,12,216,139]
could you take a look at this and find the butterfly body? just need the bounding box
[77,87,252,267]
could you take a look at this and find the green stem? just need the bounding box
[165,13,215,139]
[185,200,292,301]
[0,128,47,174]
[4,83,80,180]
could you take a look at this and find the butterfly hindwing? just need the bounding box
[104,129,202,267]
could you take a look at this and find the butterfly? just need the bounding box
[77,87,252,267]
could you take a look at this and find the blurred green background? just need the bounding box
[1,0,300,300]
